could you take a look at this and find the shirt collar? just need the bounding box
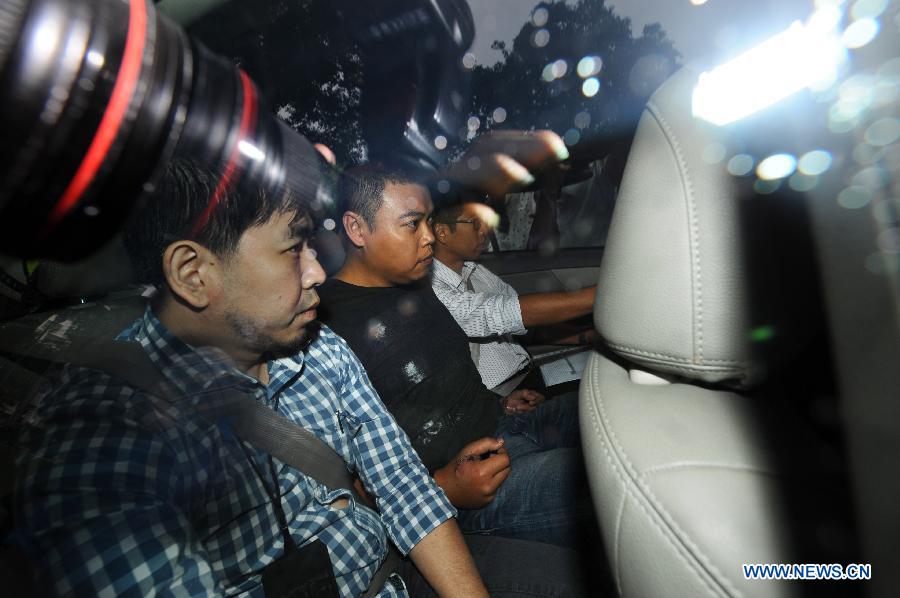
[433,258,477,290]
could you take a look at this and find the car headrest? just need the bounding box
[595,66,820,388]
[32,234,136,299]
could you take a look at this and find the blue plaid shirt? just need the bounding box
[12,307,455,596]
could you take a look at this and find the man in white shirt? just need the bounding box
[431,201,597,394]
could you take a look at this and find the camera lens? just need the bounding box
[0,0,328,260]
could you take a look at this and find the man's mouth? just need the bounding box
[296,297,320,320]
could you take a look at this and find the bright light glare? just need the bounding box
[692,21,845,125]
[238,140,265,161]
[757,153,798,179]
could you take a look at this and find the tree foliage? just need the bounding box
[188,1,366,164]
[470,0,680,157]
[185,0,680,165]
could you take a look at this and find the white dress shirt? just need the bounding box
[431,258,531,391]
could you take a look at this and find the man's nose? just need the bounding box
[302,255,326,288]
[420,223,435,245]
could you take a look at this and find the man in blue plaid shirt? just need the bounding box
[11,147,488,596]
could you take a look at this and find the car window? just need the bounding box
[181,0,679,256]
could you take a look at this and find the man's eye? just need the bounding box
[288,243,303,253]
[405,220,418,229]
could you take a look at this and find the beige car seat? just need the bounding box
[580,66,854,597]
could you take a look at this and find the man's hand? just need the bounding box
[502,389,545,414]
[446,130,569,197]
[433,437,510,509]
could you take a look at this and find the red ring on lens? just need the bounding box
[191,69,258,238]
[43,0,148,236]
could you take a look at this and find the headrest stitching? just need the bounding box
[646,100,704,366]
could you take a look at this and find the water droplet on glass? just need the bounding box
[492,107,507,123]
[753,179,781,194]
[789,173,819,192]
[533,28,550,48]
[702,143,726,164]
[852,166,888,190]
[467,156,482,170]
[552,59,567,78]
[877,227,900,253]
[851,0,889,21]
[756,153,797,180]
[864,252,900,274]
[462,52,477,69]
[798,150,833,175]
[853,142,883,165]
[574,111,591,129]
[467,116,481,132]
[872,199,896,225]
[399,297,418,316]
[532,7,549,27]
[837,185,873,209]
[563,129,580,145]
[727,154,755,176]
[842,18,879,49]
[576,56,602,78]
[541,63,556,82]
[582,77,600,97]
[434,135,448,150]
[865,118,900,146]
[437,179,451,194]
[323,218,336,231]
[367,319,386,340]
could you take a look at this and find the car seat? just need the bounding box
[579,66,856,597]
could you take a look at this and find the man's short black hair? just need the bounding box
[431,202,466,233]
[338,166,422,230]
[124,158,309,286]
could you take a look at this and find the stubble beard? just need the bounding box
[224,309,320,360]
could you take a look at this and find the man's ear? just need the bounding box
[433,222,450,244]
[342,211,368,249]
[161,240,218,309]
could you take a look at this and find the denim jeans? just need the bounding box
[455,392,597,547]
[397,535,591,597]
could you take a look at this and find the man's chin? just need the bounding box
[267,320,321,359]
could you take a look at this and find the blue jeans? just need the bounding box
[455,392,597,547]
